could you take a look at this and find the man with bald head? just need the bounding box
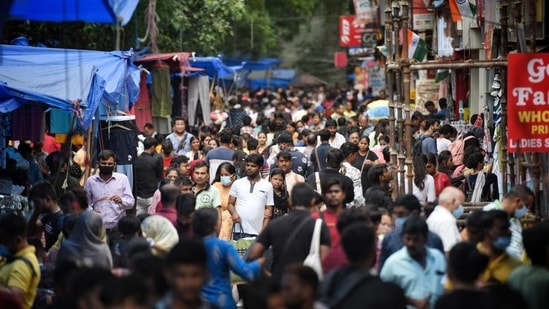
[426,187,465,254]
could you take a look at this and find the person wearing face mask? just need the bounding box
[482,184,534,260]
[426,187,465,256]
[212,162,238,240]
[84,150,135,253]
[379,194,444,271]
[477,210,522,284]
[0,213,41,309]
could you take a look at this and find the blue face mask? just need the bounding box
[493,235,511,250]
[0,244,12,259]
[395,217,407,229]
[514,206,528,219]
[220,176,233,186]
[453,204,464,219]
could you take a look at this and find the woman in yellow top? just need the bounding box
[212,162,238,240]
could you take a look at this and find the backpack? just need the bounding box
[449,135,475,166]
[412,135,427,157]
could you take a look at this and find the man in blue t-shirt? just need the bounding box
[204,128,234,181]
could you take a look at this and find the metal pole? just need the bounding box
[385,5,399,197]
[391,1,406,195]
[499,0,515,194]
[386,60,508,70]
[528,0,536,52]
[500,0,510,193]
[401,0,413,194]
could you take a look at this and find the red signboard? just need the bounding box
[334,52,347,68]
[507,53,549,152]
[339,16,363,47]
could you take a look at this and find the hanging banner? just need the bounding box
[507,53,549,152]
[412,0,435,30]
[354,0,378,27]
[339,16,364,47]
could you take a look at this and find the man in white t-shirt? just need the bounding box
[426,187,465,255]
[228,153,274,239]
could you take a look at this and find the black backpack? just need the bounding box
[412,135,428,156]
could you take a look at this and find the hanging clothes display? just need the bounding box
[49,109,73,134]
[97,117,138,192]
[171,76,183,119]
[180,78,188,120]
[12,104,44,141]
[187,76,211,126]
[98,119,138,166]
[151,65,172,135]
[0,114,11,169]
[133,71,153,131]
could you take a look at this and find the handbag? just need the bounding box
[231,223,256,258]
[303,219,324,279]
[230,223,257,283]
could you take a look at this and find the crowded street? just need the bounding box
[1,0,549,309]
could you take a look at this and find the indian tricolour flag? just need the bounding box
[403,30,427,61]
[450,0,477,22]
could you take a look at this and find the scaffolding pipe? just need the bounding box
[385,5,399,197]
[386,60,507,71]
[400,1,414,195]
[500,0,511,194]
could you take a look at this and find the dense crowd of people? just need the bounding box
[0,86,548,309]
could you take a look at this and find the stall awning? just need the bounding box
[9,0,139,26]
[0,44,140,129]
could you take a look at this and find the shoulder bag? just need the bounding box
[303,218,324,279]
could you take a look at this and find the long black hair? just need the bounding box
[212,162,237,184]
[413,154,429,190]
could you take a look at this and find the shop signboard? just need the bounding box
[507,53,549,152]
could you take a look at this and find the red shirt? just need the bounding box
[322,241,348,274]
[156,207,177,225]
[43,134,60,153]
[433,172,452,196]
[312,209,340,246]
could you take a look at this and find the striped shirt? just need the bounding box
[483,201,523,260]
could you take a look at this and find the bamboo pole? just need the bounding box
[385,5,399,197]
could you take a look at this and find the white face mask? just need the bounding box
[220,175,233,186]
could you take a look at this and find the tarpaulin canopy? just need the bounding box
[247,69,295,89]
[189,57,240,79]
[135,53,241,80]
[224,57,281,71]
[0,44,141,129]
[9,0,139,26]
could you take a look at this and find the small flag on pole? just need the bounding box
[453,0,477,20]
[404,30,427,61]
[435,69,450,82]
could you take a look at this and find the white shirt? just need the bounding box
[483,202,523,259]
[342,162,365,207]
[426,206,461,252]
[405,174,436,203]
[437,137,452,154]
[285,171,305,196]
[230,177,274,235]
[329,132,346,148]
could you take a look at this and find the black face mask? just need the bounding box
[99,165,114,175]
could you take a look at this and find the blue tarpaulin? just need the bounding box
[0,44,140,129]
[189,57,240,79]
[223,58,281,71]
[9,0,139,26]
